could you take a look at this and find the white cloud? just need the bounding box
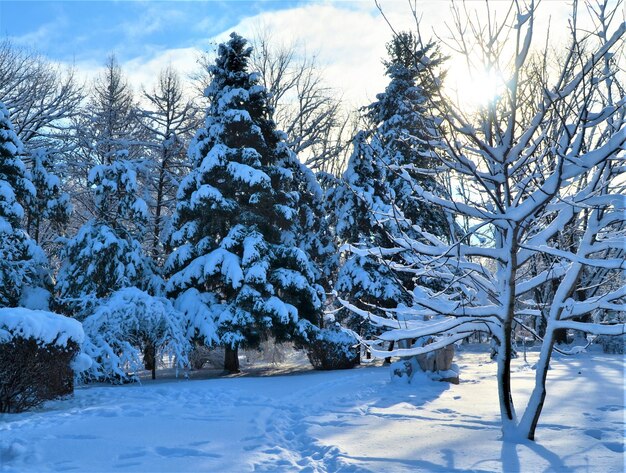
[63,1,622,112]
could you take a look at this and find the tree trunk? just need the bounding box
[224,345,240,373]
[143,343,156,380]
[497,227,519,437]
[384,340,395,364]
[496,327,517,436]
[519,330,555,440]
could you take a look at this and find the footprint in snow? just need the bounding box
[154,446,221,458]
[602,442,625,453]
[584,429,603,440]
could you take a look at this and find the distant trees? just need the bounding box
[0,40,80,249]
[139,66,200,266]
[0,39,82,146]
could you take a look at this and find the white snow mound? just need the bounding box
[0,308,84,346]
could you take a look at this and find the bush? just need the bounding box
[81,288,190,383]
[0,308,85,413]
[0,337,79,413]
[596,334,625,354]
[307,325,359,370]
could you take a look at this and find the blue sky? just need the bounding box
[0,1,306,63]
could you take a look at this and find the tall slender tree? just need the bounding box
[57,59,153,316]
[332,34,450,334]
[70,56,143,225]
[140,66,200,267]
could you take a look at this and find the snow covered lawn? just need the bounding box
[1,348,623,472]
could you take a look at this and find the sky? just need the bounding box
[0,1,617,109]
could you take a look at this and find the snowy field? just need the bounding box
[1,347,624,473]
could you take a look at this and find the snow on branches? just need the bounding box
[343,0,626,440]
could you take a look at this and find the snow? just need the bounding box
[0,308,84,346]
[0,347,623,472]
[17,287,51,311]
[226,161,270,187]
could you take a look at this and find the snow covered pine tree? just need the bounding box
[332,33,451,338]
[166,33,324,373]
[0,102,48,308]
[57,57,155,316]
[25,146,71,247]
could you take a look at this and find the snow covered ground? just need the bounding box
[1,346,623,472]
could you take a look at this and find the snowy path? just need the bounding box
[1,350,624,472]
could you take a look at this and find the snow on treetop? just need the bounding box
[0,307,84,347]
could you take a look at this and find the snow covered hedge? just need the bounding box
[0,308,86,413]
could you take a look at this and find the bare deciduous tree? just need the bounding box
[0,39,82,145]
[139,65,200,264]
[342,0,625,441]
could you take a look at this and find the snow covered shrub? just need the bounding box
[81,288,190,383]
[306,324,359,370]
[0,308,84,413]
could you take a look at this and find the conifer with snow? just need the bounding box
[0,103,48,308]
[80,287,189,383]
[25,147,71,246]
[331,130,407,333]
[166,33,324,372]
[331,35,450,335]
[56,155,154,317]
[367,33,449,238]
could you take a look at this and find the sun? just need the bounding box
[445,64,507,111]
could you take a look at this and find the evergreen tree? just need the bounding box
[69,56,143,223]
[57,148,153,317]
[279,154,336,303]
[367,33,449,237]
[0,102,47,307]
[57,56,155,315]
[25,147,71,246]
[166,33,323,372]
[330,131,408,334]
[332,34,450,335]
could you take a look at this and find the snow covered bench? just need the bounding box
[0,308,87,413]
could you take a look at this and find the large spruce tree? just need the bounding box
[166,33,324,372]
[367,33,449,237]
